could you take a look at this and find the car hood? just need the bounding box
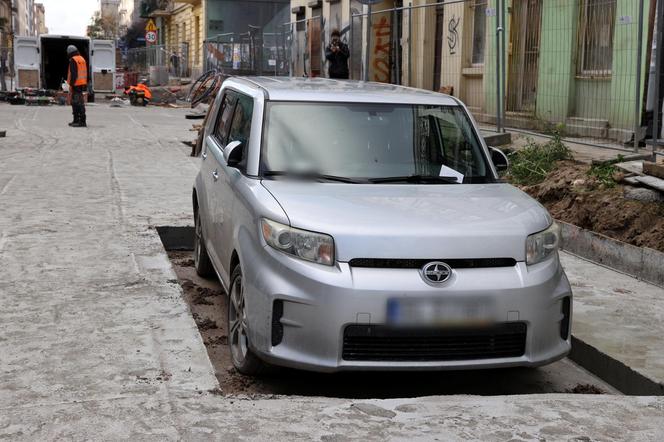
[261,181,551,262]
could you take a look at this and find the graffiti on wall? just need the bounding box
[447,15,460,55]
[371,15,391,83]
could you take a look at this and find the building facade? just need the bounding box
[34,2,46,35]
[143,1,205,78]
[14,0,35,36]
[119,0,141,32]
[288,0,653,142]
[0,0,12,46]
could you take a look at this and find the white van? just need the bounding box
[13,35,116,94]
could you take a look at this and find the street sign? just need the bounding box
[145,31,158,44]
[146,19,157,32]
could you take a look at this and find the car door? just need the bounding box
[210,91,255,284]
[201,90,237,273]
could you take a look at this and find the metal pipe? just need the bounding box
[634,0,645,152]
[349,5,354,78]
[408,2,412,87]
[495,0,503,133]
[364,5,372,81]
[500,0,506,133]
[393,8,400,85]
[320,13,325,77]
[653,0,663,157]
[352,0,470,17]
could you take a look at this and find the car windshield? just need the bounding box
[261,102,494,184]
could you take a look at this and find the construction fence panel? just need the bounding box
[284,0,654,151]
[501,0,647,151]
[351,0,497,129]
[204,29,291,76]
[284,16,326,78]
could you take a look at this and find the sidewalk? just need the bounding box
[0,104,663,440]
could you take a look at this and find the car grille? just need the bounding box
[342,322,527,362]
[347,258,517,269]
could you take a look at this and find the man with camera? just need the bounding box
[325,29,350,79]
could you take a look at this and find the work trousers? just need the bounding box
[71,86,86,124]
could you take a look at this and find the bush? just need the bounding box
[507,132,572,186]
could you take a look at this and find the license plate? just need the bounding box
[387,297,495,326]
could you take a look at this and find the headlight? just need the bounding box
[526,222,561,265]
[261,218,335,266]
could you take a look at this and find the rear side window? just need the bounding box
[228,94,254,146]
[214,91,237,146]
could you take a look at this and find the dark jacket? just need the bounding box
[325,42,350,79]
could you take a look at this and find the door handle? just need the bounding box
[212,170,219,181]
[202,150,207,160]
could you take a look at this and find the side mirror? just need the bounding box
[489,147,509,173]
[223,140,243,167]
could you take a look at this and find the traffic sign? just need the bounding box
[146,31,158,44]
[146,19,157,32]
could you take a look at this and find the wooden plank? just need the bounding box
[643,162,664,180]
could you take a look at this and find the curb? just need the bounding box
[569,336,664,396]
[559,221,664,288]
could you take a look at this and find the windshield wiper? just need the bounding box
[368,175,461,184]
[262,170,366,184]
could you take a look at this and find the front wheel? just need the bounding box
[194,209,214,277]
[227,265,265,376]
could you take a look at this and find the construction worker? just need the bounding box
[124,79,153,106]
[67,45,88,127]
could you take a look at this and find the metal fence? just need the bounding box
[203,30,291,76]
[286,0,663,157]
[124,43,194,79]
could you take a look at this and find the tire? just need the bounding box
[194,209,215,278]
[227,265,265,376]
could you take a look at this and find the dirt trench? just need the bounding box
[521,160,664,253]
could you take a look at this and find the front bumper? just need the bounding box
[239,235,572,373]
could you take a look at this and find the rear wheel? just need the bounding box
[227,265,265,376]
[194,209,214,277]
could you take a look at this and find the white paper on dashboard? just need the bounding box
[439,165,464,183]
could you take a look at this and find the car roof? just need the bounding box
[226,76,459,106]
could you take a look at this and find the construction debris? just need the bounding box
[616,159,664,197]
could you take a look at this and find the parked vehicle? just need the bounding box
[13,35,116,94]
[193,77,572,375]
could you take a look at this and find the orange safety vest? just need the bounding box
[125,84,153,101]
[67,55,88,87]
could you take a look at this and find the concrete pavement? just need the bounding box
[1,103,663,440]
[563,252,664,394]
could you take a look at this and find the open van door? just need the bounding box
[91,39,116,93]
[14,36,40,89]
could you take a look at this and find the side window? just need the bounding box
[228,94,254,146]
[214,92,237,146]
[227,94,254,171]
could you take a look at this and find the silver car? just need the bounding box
[193,77,572,375]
